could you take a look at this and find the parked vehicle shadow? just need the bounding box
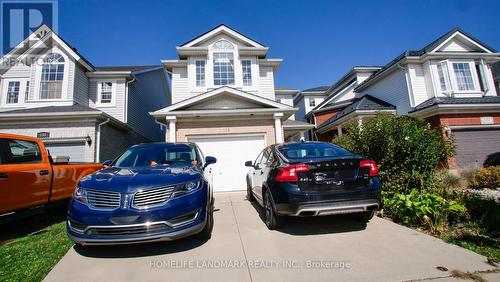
[0,202,67,245]
[249,201,368,236]
[74,237,208,258]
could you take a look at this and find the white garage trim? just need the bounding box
[185,132,267,144]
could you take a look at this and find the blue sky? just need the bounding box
[58,0,500,90]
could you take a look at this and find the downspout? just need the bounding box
[124,75,136,123]
[96,118,111,162]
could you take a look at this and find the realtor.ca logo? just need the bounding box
[1,0,58,55]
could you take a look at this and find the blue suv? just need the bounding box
[67,143,216,246]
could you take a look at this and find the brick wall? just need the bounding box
[176,119,276,145]
[314,109,340,127]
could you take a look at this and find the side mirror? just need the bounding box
[102,160,112,167]
[204,156,217,167]
[245,160,253,167]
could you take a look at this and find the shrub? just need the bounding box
[462,194,500,234]
[383,189,466,234]
[333,114,454,195]
[470,166,500,189]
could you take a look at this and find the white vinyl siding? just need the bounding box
[407,64,429,106]
[89,79,126,122]
[358,69,411,114]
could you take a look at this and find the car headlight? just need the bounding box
[173,180,201,197]
[73,185,87,204]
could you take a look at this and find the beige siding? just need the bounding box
[171,67,189,104]
[176,119,276,145]
[258,66,275,101]
[2,62,31,78]
[73,64,89,105]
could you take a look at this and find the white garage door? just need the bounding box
[44,142,86,162]
[188,134,266,192]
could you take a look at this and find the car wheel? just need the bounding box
[247,182,255,202]
[197,202,214,239]
[353,211,375,222]
[264,189,283,230]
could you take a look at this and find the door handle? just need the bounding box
[39,170,49,176]
[0,173,7,179]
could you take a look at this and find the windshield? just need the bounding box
[114,144,198,168]
[278,143,353,160]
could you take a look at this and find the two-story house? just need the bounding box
[314,28,500,169]
[151,25,313,191]
[0,25,169,162]
[293,86,330,122]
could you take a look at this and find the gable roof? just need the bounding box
[302,86,330,92]
[355,28,498,92]
[180,24,265,48]
[317,95,396,130]
[0,24,94,72]
[95,65,161,72]
[151,86,294,116]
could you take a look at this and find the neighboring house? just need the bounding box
[293,86,330,122]
[494,62,500,95]
[314,28,500,169]
[151,25,314,192]
[274,87,314,140]
[0,25,169,162]
[306,66,381,141]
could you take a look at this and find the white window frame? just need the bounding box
[32,49,70,101]
[241,59,252,86]
[1,79,29,106]
[433,59,481,95]
[309,98,316,107]
[96,80,116,107]
[195,60,206,87]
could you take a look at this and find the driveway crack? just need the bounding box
[230,195,253,282]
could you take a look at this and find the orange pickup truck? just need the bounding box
[0,133,102,219]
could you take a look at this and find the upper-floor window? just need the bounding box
[24,81,30,101]
[195,60,205,87]
[213,52,235,86]
[40,53,65,99]
[452,63,475,91]
[213,40,234,50]
[309,98,316,107]
[242,60,252,86]
[6,81,20,104]
[435,60,479,93]
[100,82,113,103]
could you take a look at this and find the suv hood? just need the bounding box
[78,164,202,193]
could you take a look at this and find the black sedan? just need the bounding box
[245,141,381,229]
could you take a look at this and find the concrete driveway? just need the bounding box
[45,192,498,282]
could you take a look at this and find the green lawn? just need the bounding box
[442,221,500,262]
[0,206,73,282]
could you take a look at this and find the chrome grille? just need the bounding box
[86,189,121,209]
[132,186,174,208]
[86,222,171,237]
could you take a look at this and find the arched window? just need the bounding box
[213,40,235,86]
[213,39,234,50]
[40,53,65,99]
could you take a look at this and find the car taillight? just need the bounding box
[275,164,309,182]
[359,160,378,176]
